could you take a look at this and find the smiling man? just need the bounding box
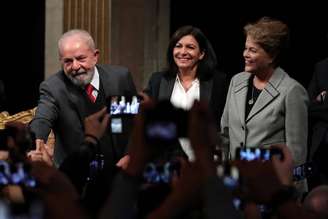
[29,29,136,173]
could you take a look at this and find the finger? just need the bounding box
[27,151,34,158]
[138,96,155,113]
[28,152,42,161]
[177,157,189,172]
[116,155,130,169]
[41,144,52,158]
[270,144,293,163]
[98,106,108,117]
[271,155,281,167]
[35,139,44,151]
[138,91,151,103]
[87,107,107,121]
[101,113,110,127]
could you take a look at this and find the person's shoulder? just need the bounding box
[279,70,307,94]
[41,70,65,86]
[316,57,328,67]
[149,71,167,79]
[231,71,249,82]
[314,57,328,75]
[97,64,129,74]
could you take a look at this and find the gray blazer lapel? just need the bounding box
[233,74,250,125]
[158,76,175,100]
[246,68,285,122]
[200,79,213,102]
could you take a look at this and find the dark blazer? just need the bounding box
[30,64,137,167]
[144,70,228,130]
[308,58,328,160]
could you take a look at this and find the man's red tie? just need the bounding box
[85,84,96,103]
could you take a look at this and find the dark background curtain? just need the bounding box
[2,0,327,113]
[171,0,328,87]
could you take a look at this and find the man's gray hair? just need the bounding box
[58,29,96,54]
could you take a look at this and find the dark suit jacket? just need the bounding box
[308,58,328,160]
[30,64,137,167]
[144,70,228,130]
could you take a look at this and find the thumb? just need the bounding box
[35,139,44,152]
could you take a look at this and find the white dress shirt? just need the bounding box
[89,67,100,99]
[170,75,200,161]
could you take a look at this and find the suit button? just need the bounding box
[242,126,245,130]
[240,142,244,147]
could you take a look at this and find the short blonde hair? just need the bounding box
[244,17,289,66]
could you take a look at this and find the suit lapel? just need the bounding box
[158,74,214,102]
[97,65,114,98]
[233,73,250,125]
[200,78,213,102]
[158,75,175,100]
[246,67,285,122]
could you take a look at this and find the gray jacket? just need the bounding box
[221,67,309,165]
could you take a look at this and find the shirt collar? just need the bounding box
[90,67,100,90]
[175,74,199,86]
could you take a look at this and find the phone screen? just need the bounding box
[293,162,315,181]
[145,121,178,142]
[235,147,283,161]
[108,95,140,134]
[108,95,140,116]
[142,161,180,184]
[111,118,123,134]
[0,161,36,188]
[216,164,239,189]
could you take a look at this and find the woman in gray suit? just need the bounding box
[221,17,309,166]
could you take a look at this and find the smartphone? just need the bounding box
[216,163,239,189]
[110,118,123,134]
[144,100,188,146]
[235,147,283,161]
[293,162,315,181]
[0,160,36,188]
[107,95,141,133]
[108,95,141,116]
[142,160,180,184]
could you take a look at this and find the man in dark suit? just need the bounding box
[29,29,137,212]
[308,57,328,188]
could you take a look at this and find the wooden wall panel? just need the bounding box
[63,0,110,64]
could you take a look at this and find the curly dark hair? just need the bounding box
[166,25,218,79]
[244,17,290,67]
